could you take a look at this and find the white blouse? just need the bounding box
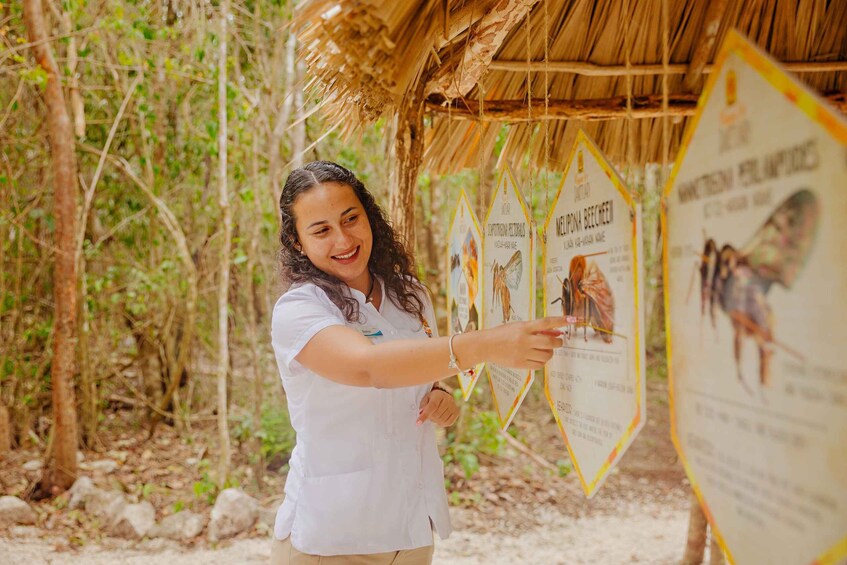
[270,280,452,556]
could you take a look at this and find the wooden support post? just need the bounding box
[390,79,427,253]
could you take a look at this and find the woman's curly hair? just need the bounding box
[279,161,425,323]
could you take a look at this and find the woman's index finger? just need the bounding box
[531,316,569,332]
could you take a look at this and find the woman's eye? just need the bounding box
[345,215,358,224]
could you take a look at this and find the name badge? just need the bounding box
[359,327,383,338]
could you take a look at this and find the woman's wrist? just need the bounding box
[451,330,487,372]
[431,382,451,394]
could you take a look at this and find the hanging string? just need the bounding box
[661,0,670,182]
[624,0,635,196]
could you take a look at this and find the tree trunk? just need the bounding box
[390,78,426,255]
[248,106,265,483]
[423,175,442,297]
[215,0,232,487]
[0,150,6,448]
[291,60,306,169]
[267,25,293,207]
[0,403,10,454]
[77,258,96,446]
[59,12,85,138]
[23,0,79,493]
[681,490,708,565]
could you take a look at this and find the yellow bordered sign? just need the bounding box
[663,30,847,565]
[447,189,484,400]
[483,165,535,430]
[543,129,646,498]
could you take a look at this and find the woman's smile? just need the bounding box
[331,245,360,264]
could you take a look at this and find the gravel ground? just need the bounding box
[0,502,689,565]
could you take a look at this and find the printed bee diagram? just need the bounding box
[483,166,534,430]
[543,130,646,498]
[663,32,847,565]
[447,189,484,400]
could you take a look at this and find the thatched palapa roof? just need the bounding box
[294,0,846,173]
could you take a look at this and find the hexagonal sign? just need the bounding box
[663,31,847,564]
[543,130,646,498]
[447,189,483,400]
[483,166,534,430]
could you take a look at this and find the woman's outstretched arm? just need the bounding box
[295,317,567,389]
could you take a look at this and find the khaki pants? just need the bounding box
[269,537,434,565]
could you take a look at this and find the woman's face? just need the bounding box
[292,181,373,289]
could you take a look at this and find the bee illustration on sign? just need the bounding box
[460,231,480,332]
[551,253,615,343]
[699,189,819,389]
[491,250,522,323]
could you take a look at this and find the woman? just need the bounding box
[270,161,565,564]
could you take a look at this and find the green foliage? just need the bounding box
[555,458,573,478]
[20,67,48,90]
[192,460,220,505]
[442,391,505,479]
[257,403,296,462]
[140,482,155,500]
[232,403,296,464]
[192,474,217,505]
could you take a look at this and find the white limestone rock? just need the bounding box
[207,488,258,541]
[21,460,42,472]
[149,510,205,540]
[0,496,36,528]
[68,476,96,510]
[256,505,277,532]
[110,500,156,539]
[86,489,126,523]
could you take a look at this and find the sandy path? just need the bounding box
[0,503,688,565]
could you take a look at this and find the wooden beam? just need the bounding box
[427,92,847,122]
[427,94,700,121]
[683,0,730,92]
[427,0,540,99]
[487,59,847,76]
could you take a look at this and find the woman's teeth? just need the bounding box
[333,248,357,260]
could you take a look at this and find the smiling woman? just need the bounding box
[278,162,425,323]
[269,161,567,564]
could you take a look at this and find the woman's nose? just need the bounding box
[334,229,354,248]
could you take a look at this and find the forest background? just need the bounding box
[0,0,669,523]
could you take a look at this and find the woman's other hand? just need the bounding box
[416,389,459,428]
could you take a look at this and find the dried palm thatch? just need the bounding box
[294,0,846,174]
